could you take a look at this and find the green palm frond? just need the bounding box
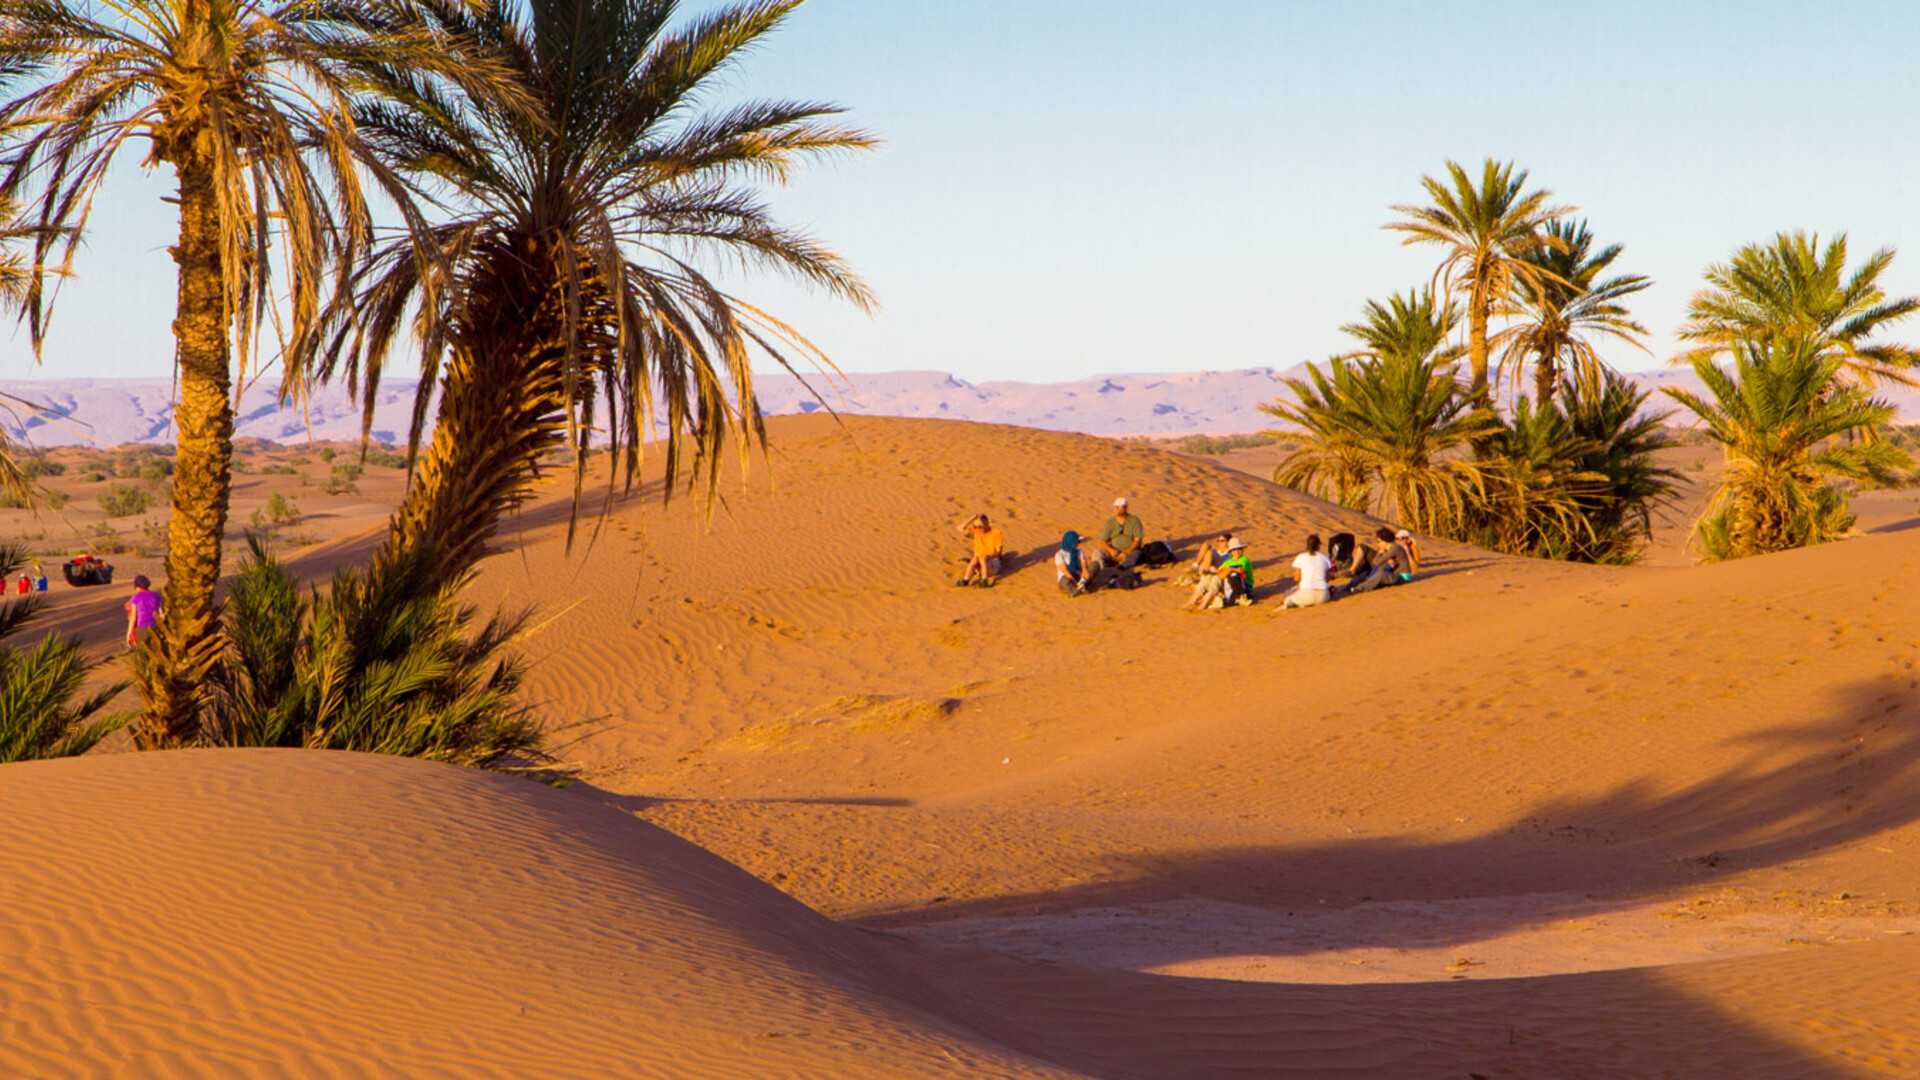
[1386,158,1575,398]
[1491,218,1651,405]
[1676,231,1920,389]
[1666,336,1908,560]
[0,543,130,762]
[300,0,874,582]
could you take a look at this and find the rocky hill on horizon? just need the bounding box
[3,366,1910,448]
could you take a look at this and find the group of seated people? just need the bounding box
[1266,526,1419,610]
[1178,525,1419,610]
[958,500,1420,610]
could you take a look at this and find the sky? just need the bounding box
[4,0,1918,386]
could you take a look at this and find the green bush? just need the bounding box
[20,457,65,480]
[364,449,410,470]
[98,482,154,518]
[249,492,302,529]
[1176,432,1282,456]
[258,464,298,476]
[0,487,65,510]
[137,458,173,485]
[85,522,132,555]
[317,447,337,463]
[322,463,362,496]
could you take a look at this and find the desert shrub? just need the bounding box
[20,457,64,480]
[206,536,554,776]
[322,463,362,495]
[252,492,302,528]
[81,470,108,483]
[85,522,133,554]
[317,447,337,463]
[1176,432,1281,456]
[258,464,298,476]
[136,457,173,485]
[0,544,130,763]
[98,483,153,518]
[287,454,311,466]
[0,487,65,510]
[140,519,169,556]
[364,449,410,470]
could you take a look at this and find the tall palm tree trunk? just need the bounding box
[385,250,575,582]
[134,135,234,748]
[1467,285,1492,403]
[1534,358,1558,408]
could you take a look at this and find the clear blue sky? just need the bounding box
[5,0,1918,384]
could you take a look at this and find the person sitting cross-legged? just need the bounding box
[1086,496,1145,589]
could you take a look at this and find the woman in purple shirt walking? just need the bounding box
[125,575,161,648]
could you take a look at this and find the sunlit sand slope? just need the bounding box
[0,750,1077,1079]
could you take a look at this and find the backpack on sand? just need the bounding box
[1138,540,1175,567]
[1328,532,1356,568]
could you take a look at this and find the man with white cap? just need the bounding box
[1089,496,1145,589]
[1394,528,1421,572]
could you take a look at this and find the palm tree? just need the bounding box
[1471,371,1676,563]
[1493,218,1651,407]
[1557,369,1678,563]
[0,544,128,762]
[305,0,874,584]
[1676,231,1920,388]
[1386,159,1572,402]
[0,0,510,746]
[1665,337,1908,561]
[206,536,549,773]
[1264,350,1497,535]
[1333,287,1463,366]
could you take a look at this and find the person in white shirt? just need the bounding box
[1282,534,1334,609]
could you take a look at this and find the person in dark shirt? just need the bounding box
[1348,527,1413,594]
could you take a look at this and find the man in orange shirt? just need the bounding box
[957,513,1006,587]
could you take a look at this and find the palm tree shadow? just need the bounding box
[865,676,1920,967]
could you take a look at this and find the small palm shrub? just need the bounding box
[0,544,129,763]
[205,536,553,775]
[1265,350,1496,534]
[1666,337,1909,561]
[1471,372,1677,563]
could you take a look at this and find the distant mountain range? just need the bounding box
[3,367,1915,447]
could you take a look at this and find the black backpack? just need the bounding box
[1328,532,1356,567]
[1138,540,1175,567]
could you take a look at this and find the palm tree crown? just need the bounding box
[311,0,876,581]
[1386,158,1572,400]
[1676,231,1920,388]
[1334,287,1461,366]
[1493,218,1650,406]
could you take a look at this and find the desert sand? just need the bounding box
[4,413,1919,1078]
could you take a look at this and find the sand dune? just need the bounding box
[5,414,1919,1077]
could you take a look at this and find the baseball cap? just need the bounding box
[1113,497,1129,507]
